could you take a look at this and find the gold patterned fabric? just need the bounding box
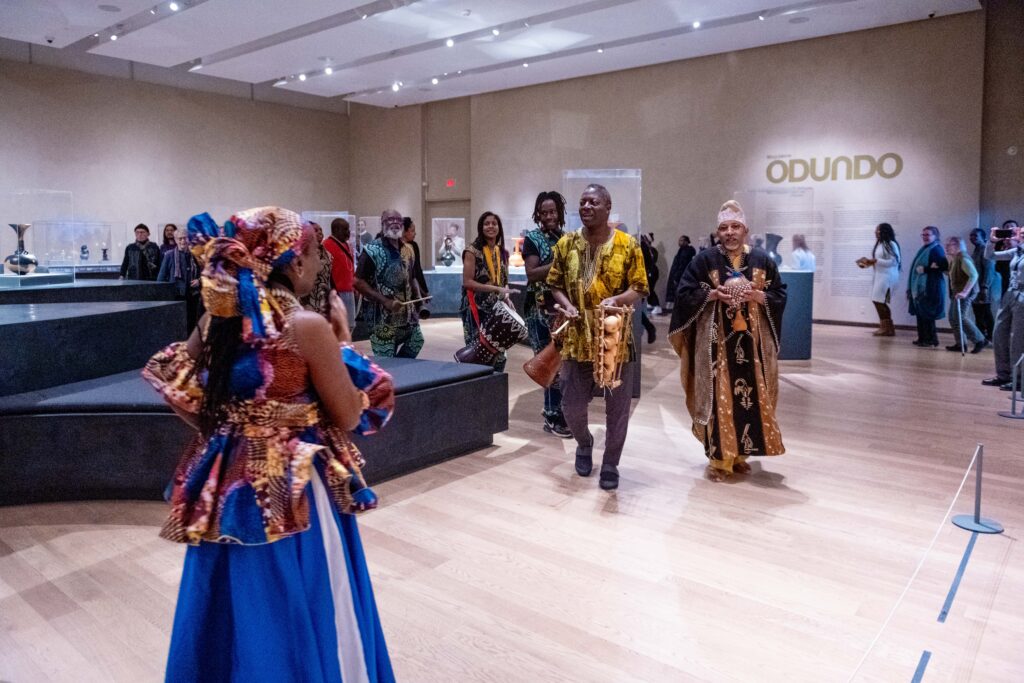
[546,229,648,362]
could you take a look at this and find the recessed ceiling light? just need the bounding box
[149,9,156,14]
[299,73,306,81]
[443,72,448,76]
[789,16,809,24]
[109,34,118,40]
[361,13,368,20]
[522,62,529,68]
[758,14,765,20]
[457,70,462,74]
[597,48,603,53]
[431,78,439,85]
[445,38,454,47]
[169,2,179,11]
[492,29,500,36]
[692,20,701,29]
[324,67,333,75]
[392,82,400,92]
[98,4,121,12]
[93,33,99,37]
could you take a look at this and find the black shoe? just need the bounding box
[971,340,990,354]
[1000,382,1014,392]
[912,339,926,346]
[543,416,572,439]
[982,376,1010,386]
[575,447,593,477]
[599,464,619,490]
[647,329,657,345]
[945,344,963,352]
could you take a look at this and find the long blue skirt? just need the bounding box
[165,471,394,683]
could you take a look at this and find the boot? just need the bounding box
[873,319,895,337]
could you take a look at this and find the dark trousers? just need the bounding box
[560,360,636,467]
[972,302,995,341]
[915,316,938,344]
[873,301,892,322]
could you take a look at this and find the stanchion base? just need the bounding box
[997,410,1024,419]
[952,514,1004,534]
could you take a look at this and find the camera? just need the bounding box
[927,12,936,19]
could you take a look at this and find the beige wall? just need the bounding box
[980,0,1024,227]
[0,59,349,252]
[347,103,423,229]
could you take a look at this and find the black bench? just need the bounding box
[0,357,506,505]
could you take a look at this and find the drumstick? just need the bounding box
[400,296,433,306]
[552,319,570,335]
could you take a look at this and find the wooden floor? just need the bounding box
[2,318,1022,682]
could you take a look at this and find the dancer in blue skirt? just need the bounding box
[144,206,396,682]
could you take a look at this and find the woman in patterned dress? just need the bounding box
[144,207,395,682]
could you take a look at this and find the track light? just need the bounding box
[299,73,306,81]
[324,67,333,75]
[597,48,603,53]
[445,38,454,47]
[169,2,179,11]
[110,34,118,41]
[431,78,439,85]
[492,29,500,36]
[392,82,400,92]
[692,20,701,29]
[522,63,529,68]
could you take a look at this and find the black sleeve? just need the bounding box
[355,251,375,282]
[521,237,540,260]
[120,246,130,277]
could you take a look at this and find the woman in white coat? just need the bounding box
[857,222,901,336]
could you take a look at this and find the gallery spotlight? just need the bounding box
[492,29,500,36]
[110,34,118,40]
[692,20,701,29]
[446,38,454,47]
[392,82,400,92]
[324,67,333,75]
[299,73,307,81]
[169,2,179,11]
[431,78,439,85]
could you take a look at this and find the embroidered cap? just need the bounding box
[717,200,747,228]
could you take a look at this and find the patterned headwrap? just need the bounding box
[717,200,747,228]
[187,207,310,400]
[188,207,309,341]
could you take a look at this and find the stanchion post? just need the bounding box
[952,444,1004,534]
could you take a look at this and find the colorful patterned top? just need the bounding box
[461,243,508,315]
[546,229,649,362]
[522,227,561,319]
[356,239,418,328]
[143,287,394,546]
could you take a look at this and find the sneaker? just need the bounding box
[651,306,663,316]
[543,416,572,439]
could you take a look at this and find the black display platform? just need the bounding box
[0,357,507,505]
[0,279,177,305]
[0,301,186,397]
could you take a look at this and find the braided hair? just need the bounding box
[531,191,567,228]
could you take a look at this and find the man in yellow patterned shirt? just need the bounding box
[547,184,649,490]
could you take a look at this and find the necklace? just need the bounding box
[482,243,501,284]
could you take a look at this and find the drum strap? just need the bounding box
[467,294,498,354]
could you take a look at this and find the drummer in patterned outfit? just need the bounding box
[547,184,649,490]
[523,191,571,438]
[461,211,516,371]
[354,208,425,358]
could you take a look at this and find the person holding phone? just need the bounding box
[982,224,1024,389]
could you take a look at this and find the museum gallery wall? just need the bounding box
[2,12,989,325]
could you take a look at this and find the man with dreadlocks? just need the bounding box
[523,190,572,437]
[143,207,396,682]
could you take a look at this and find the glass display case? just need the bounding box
[301,210,356,254]
[431,217,465,271]
[503,216,535,279]
[0,189,76,287]
[356,216,381,263]
[562,168,642,235]
[561,168,638,237]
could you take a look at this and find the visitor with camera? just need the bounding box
[981,223,1024,390]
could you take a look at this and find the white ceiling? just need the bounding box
[0,0,981,109]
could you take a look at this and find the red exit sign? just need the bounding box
[445,178,456,188]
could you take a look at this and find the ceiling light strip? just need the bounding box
[339,0,862,101]
[71,0,215,51]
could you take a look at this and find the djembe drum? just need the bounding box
[454,301,528,366]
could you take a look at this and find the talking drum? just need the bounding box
[454,301,528,366]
